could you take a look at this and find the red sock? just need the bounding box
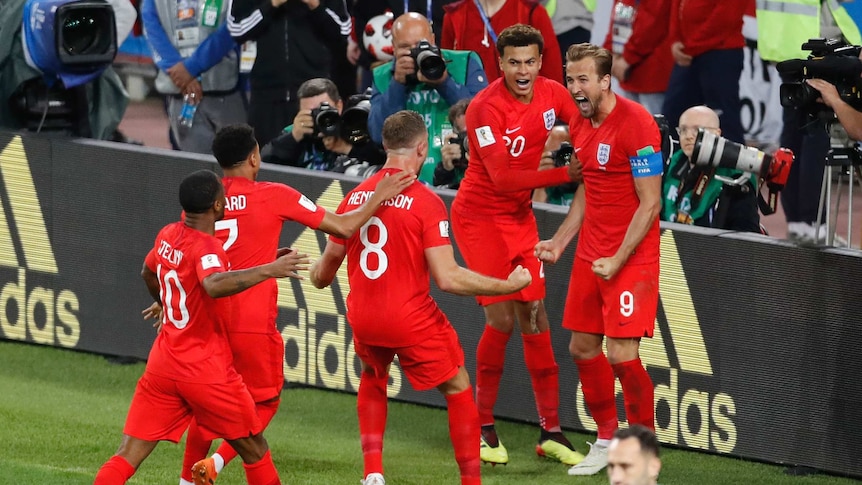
[475,325,510,426]
[522,331,561,432]
[357,371,388,477]
[94,455,135,485]
[181,418,213,482]
[445,387,480,485]
[242,449,280,485]
[216,399,281,468]
[575,353,618,440]
[612,359,655,431]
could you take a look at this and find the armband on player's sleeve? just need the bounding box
[629,149,663,178]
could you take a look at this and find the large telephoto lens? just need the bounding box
[691,129,772,178]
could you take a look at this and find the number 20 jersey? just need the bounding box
[330,168,452,348]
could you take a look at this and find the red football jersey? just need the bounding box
[143,222,235,383]
[330,168,451,347]
[569,95,661,265]
[455,77,577,221]
[214,177,326,334]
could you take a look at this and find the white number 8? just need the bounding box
[359,217,389,279]
[619,290,634,318]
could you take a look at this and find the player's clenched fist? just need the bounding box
[507,264,532,290]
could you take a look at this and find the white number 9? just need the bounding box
[619,290,634,318]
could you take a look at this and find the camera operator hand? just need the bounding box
[393,46,417,85]
[167,62,194,90]
[291,110,315,142]
[322,135,353,155]
[440,132,463,171]
[806,78,862,141]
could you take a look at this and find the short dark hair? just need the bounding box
[179,170,222,214]
[497,24,544,56]
[297,78,341,103]
[212,124,257,168]
[448,98,470,127]
[566,42,613,79]
[382,111,427,149]
[613,425,660,458]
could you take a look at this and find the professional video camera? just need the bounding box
[10,0,117,134]
[408,40,446,83]
[777,38,862,117]
[691,129,794,214]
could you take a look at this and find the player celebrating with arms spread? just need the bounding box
[449,24,583,467]
[535,43,662,476]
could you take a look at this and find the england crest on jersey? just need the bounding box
[597,143,611,165]
[543,109,555,130]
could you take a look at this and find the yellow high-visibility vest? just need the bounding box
[756,0,861,62]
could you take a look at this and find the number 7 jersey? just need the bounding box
[330,168,453,347]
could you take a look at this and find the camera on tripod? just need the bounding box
[408,40,446,83]
[691,129,795,214]
[777,38,862,118]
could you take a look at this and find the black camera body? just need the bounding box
[408,40,446,83]
[777,38,862,117]
[342,90,372,143]
[553,142,574,167]
[448,131,469,167]
[310,102,341,138]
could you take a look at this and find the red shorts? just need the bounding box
[123,370,261,442]
[562,257,658,338]
[451,210,545,306]
[229,331,285,402]
[353,323,464,391]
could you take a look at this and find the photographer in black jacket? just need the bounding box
[261,78,384,170]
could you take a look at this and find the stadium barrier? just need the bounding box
[0,131,860,478]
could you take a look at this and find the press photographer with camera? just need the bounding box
[660,106,760,232]
[368,12,487,185]
[433,99,470,189]
[261,78,384,170]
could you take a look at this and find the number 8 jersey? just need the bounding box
[330,168,453,347]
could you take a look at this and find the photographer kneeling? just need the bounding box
[661,105,761,232]
[262,78,384,170]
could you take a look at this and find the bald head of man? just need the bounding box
[392,12,434,53]
[677,105,721,160]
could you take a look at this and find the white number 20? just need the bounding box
[359,217,389,279]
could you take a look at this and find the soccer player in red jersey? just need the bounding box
[535,43,663,476]
[449,24,583,466]
[178,124,414,485]
[94,170,309,485]
[310,110,533,485]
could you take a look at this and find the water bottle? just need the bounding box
[178,92,198,129]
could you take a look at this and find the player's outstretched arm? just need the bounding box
[203,250,311,297]
[310,240,347,289]
[317,170,416,238]
[426,245,531,296]
[535,184,586,263]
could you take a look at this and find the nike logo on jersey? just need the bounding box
[505,126,522,135]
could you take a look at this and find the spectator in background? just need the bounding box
[541,0,593,54]
[141,0,245,154]
[434,98,470,189]
[262,78,385,169]
[603,0,673,115]
[441,0,563,83]
[350,0,460,91]
[228,0,351,147]
[661,105,760,232]
[368,12,486,185]
[661,0,747,144]
[756,0,861,244]
[606,425,662,485]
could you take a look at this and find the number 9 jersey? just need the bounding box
[330,168,452,348]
